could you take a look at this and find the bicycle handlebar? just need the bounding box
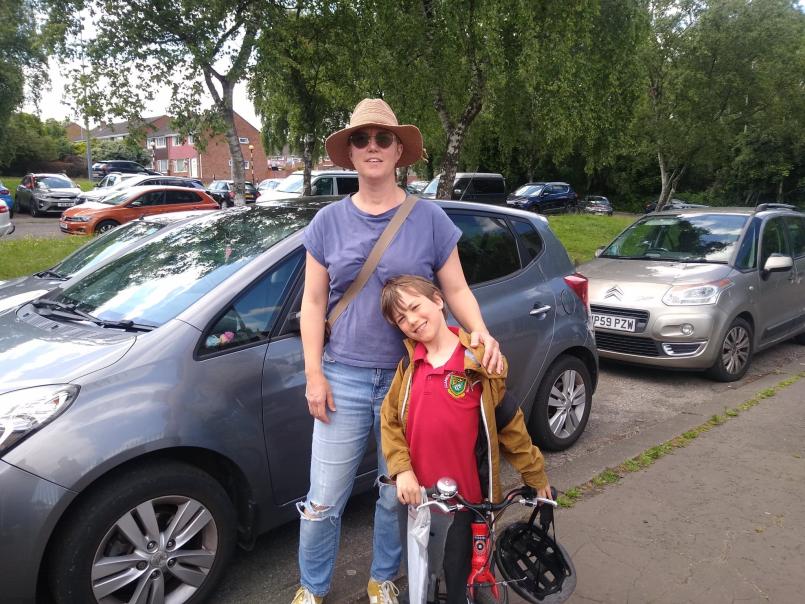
[418,480,557,515]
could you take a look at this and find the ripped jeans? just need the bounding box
[297,356,400,596]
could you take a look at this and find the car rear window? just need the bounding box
[448,213,520,284]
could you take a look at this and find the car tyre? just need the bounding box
[529,354,592,451]
[707,317,753,382]
[30,199,40,217]
[48,461,237,604]
[95,219,120,234]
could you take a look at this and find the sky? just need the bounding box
[23,51,262,130]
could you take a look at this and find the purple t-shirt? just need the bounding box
[304,196,462,368]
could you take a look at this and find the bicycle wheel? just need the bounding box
[470,582,508,604]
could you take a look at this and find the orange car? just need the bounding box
[60,186,219,235]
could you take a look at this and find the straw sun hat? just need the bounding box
[325,98,424,170]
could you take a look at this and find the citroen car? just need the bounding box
[581,203,805,381]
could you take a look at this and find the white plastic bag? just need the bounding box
[407,487,431,604]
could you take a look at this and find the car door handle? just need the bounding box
[529,304,552,316]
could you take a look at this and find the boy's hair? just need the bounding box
[380,275,448,324]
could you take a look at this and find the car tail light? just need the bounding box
[0,204,7,214]
[564,273,590,314]
[228,191,235,199]
[0,188,8,195]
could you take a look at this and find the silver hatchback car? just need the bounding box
[0,199,596,604]
[581,203,805,381]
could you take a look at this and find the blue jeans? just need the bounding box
[298,356,400,596]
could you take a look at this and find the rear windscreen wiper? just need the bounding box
[34,269,66,280]
[31,299,154,332]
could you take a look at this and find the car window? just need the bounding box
[473,178,504,195]
[39,176,75,189]
[448,213,520,285]
[734,218,760,270]
[336,177,359,195]
[199,250,304,355]
[760,217,790,268]
[138,191,166,206]
[453,178,470,196]
[311,178,333,195]
[165,190,201,204]
[22,176,31,187]
[786,216,805,258]
[510,219,544,263]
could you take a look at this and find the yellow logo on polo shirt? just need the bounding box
[445,372,468,398]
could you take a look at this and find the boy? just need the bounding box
[379,275,552,603]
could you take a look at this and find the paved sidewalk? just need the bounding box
[509,375,805,603]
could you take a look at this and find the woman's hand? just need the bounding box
[305,371,336,423]
[470,330,505,375]
[396,470,422,506]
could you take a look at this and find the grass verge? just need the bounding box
[546,214,635,266]
[554,371,805,508]
[0,236,89,280]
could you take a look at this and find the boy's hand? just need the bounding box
[396,470,422,506]
[537,483,553,502]
[470,330,505,375]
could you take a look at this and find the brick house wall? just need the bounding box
[199,113,270,183]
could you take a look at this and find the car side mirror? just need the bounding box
[595,246,605,257]
[762,254,792,274]
[129,200,142,207]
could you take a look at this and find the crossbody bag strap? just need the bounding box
[327,194,419,329]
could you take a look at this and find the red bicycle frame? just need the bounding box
[467,520,501,600]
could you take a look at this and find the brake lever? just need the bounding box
[416,500,460,513]
[520,497,558,508]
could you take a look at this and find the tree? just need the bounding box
[0,0,47,153]
[252,1,357,194]
[633,0,805,210]
[46,0,270,204]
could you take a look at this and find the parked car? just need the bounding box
[0,180,13,217]
[15,173,83,216]
[581,195,614,216]
[77,174,209,205]
[257,177,283,192]
[93,172,141,191]
[406,180,429,194]
[91,160,159,181]
[421,172,507,204]
[60,186,219,234]
[208,180,259,206]
[644,198,709,213]
[506,182,578,214]
[0,211,213,313]
[0,198,596,603]
[580,203,805,381]
[257,170,360,202]
[0,200,14,237]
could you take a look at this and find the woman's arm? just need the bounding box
[436,248,504,373]
[300,252,335,423]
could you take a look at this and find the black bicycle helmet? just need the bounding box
[493,505,576,603]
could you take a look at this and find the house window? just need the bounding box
[157,159,168,172]
[174,159,188,172]
[186,134,194,145]
[228,159,250,168]
[146,137,153,149]
[171,135,181,146]
[238,137,249,144]
[154,137,166,148]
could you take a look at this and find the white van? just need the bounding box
[257,170,360,202]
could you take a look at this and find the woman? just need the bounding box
[293,98,503,604]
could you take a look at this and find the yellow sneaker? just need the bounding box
[291,586,323,604]
[367,579,400,604]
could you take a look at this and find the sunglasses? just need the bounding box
[348,131,396,149]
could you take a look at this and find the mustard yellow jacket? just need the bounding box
[380,329,548,502]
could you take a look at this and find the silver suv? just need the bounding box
[256,169,359,201]
[580,204,805,381]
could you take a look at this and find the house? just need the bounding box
[69,113,285,183]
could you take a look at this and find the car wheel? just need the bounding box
[48,461,237,604]
[707,317,753,382]
[95,220,119,234]
[529,355,592,451]
[30,199,40,217]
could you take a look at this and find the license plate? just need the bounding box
[57,202,71,207]
[592,313,636,332]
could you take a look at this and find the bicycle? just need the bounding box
[415,477,575,604]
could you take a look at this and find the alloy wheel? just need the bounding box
[546,369,587,439]
[721,325,750,375]
[91,495,218,604]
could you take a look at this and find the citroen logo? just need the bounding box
[604,285,623,301]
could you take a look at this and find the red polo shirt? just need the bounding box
[406,332,483,503]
